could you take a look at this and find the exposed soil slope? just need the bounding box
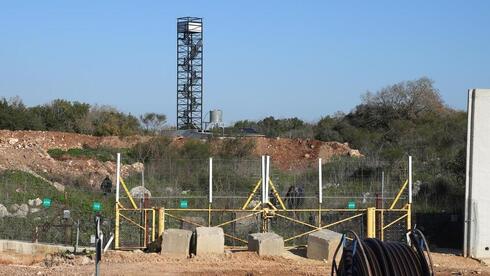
[0,130,361,189]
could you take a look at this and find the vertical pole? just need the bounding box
[318,158,322,227]
[380,209,384,241]
[158,208,165,237]
[261,156,265,204]
[367,207,376,238]
[408,156,413,231]
[115,204,120,249]
[75,220,80,253]
[407,201,412,231]
[408,156,412,204]
[116,153,121,203]
[265,156,270,203]
[208,157,213,226]
[151,209,156,242]
[381,171,385,209]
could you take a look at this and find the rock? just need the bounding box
[248,232,284,256]
[34,198,42,207]
[131,162,144,172]
[195,227,225,255]
[8,138,19,145]
[130,186,151,199]
[80,256,92,265]
[13,204,29,218]
[30,208,40,214]
[348,149,362,157]
[9,204,20,213]
[0,204,9,218]
[52,182,65,192]
[304,154,311,158]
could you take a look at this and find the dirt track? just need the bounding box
[0,249,488,276]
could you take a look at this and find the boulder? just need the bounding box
[0,204,9,218]
[248,232,284,256]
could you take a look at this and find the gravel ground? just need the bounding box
[0,249,488,275]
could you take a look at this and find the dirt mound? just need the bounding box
[250,137,361,170]
[0,130,148,189]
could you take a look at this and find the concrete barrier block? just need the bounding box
[248,232,284,256]
[195,227,224,255]
[307,229,342,261]
[161,229,193,256]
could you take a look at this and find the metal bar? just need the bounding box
[115,204,120,249]
[261,156,265,204]
[104,234,114,253]
[318,158,323,204]
[268,180,286,210]
[215,211,261,228]
[274,213,318,229]
[242,179,262,210]
[158,208,164,237]
[209,157,213,203]
[116,153,121,202]
[208,203,212,226]
[380,209,384,241]
[152,209,156,242]
[409,156,413,204]
[382,213,408,230]
[265,155,270,203]
[389,179,408,209]
[284,213,364,242]
[119,213,145,230]
[367,207,376,238]
[406,203,412,230]
[119,177,138,209]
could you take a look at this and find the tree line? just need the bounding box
[0,97,166,136]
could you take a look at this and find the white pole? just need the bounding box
[318,158,323,204]
[408,156,413,204]
[116,153,121,203]
[209,157,213,203]
[261,156,265,203]
[266,156,270,203]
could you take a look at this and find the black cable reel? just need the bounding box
[331,229,434,276]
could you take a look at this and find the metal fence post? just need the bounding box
[367,207,376,238]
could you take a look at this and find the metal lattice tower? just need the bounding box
[177,17,203,130]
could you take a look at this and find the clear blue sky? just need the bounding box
[0,1,489,125]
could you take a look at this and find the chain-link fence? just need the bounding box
[0,155,412,249]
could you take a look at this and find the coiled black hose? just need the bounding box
[331,229,434,276]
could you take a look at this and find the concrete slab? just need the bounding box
[248,232,284,256]
[194,227,224,255]
[161,229,193,256]
[0,239,93,256]
[307,229,342,262]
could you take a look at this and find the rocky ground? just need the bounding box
[0,130,361,190]
[0,249,488,275]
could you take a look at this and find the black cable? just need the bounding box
[331,229,434,276]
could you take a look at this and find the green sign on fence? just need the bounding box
[92,201,102,212]
[42,198,51,208]
[347,201,356,209]
[179,199,188,209]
